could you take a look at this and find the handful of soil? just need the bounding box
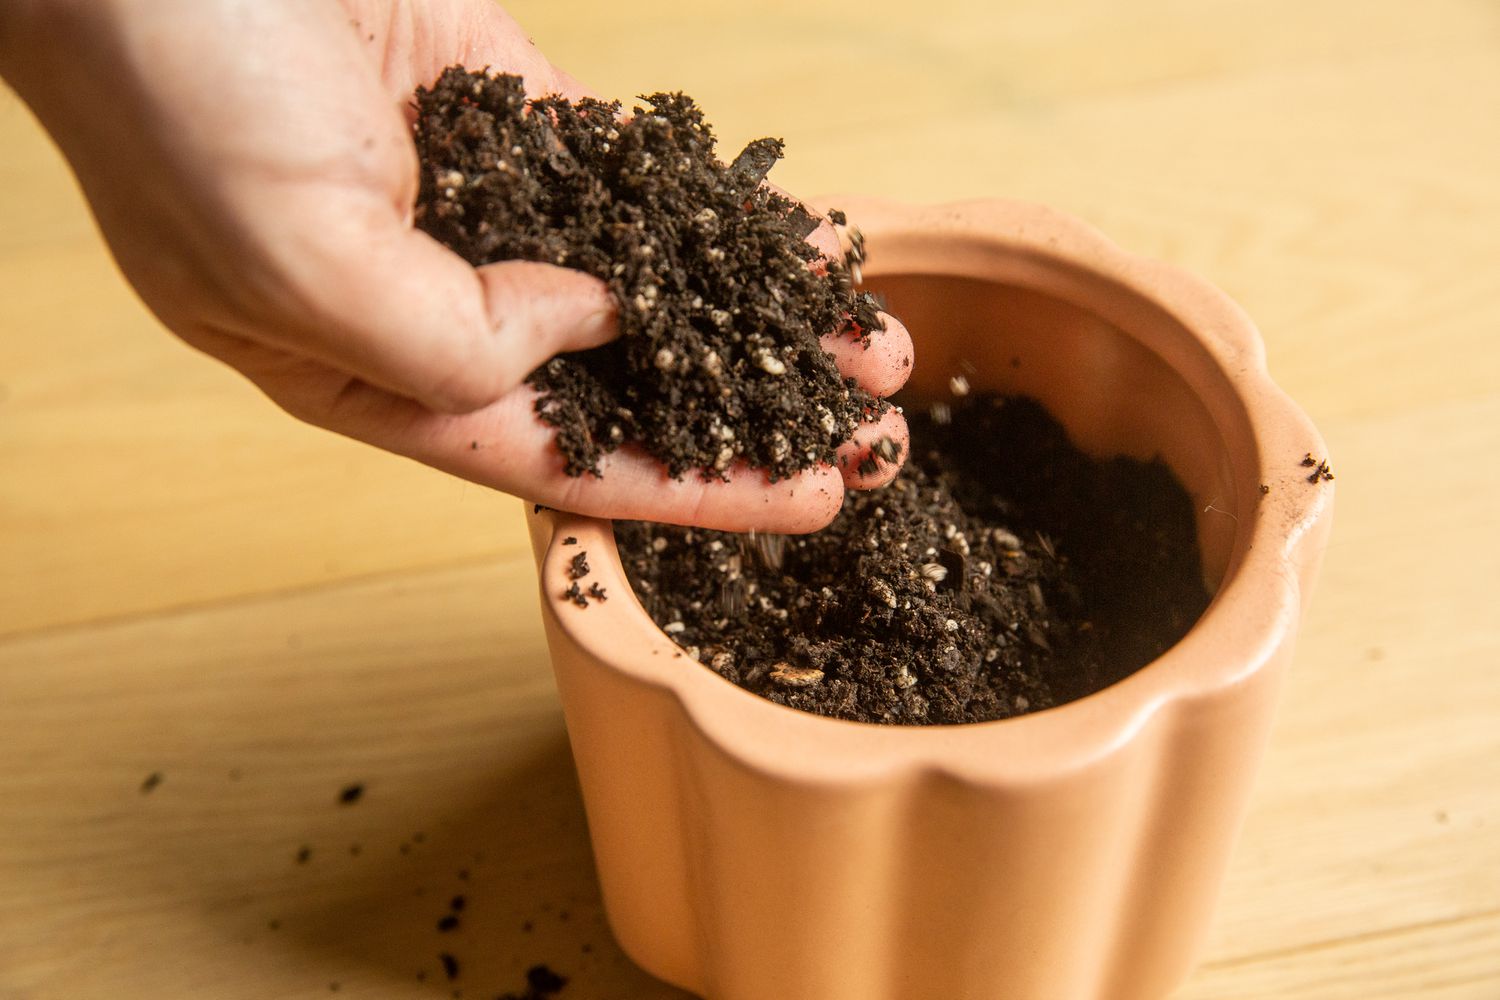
[412,68,886,480]
[615,394,1212,725]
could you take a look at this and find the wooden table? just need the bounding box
[2,1,1496,996]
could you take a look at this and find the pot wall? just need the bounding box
[526,199,1333,1000]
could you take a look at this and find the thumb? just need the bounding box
[280,225,618,413]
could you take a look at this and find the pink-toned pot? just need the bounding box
[526,199,1333,1000]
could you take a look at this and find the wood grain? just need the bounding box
[2,0,1497,996]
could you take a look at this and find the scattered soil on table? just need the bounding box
[413,67,887,480]
[499,964,570,1000]
[616,393,1211,724]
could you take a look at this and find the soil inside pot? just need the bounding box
[412,67,886,481]
[614,394,1212,725]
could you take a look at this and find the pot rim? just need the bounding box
[532,197,1332,787]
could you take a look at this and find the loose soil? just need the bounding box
[615,394,1211,724]
[413,68,886,480]
[499,964,569,1000]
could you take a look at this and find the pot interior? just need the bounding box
[871,274,1241,593]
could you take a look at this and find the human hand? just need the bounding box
[0,0,911,532]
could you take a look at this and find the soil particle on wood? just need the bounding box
[355,860,568,993]
[498,964,570,1000]
[139,772,162,794]
[413,67,888,481]
[616,394,1211,725]
[338,783,364,805]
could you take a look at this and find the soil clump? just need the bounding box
[413,68,886,480]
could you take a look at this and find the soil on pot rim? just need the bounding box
[614,394,1212,725]
[412,67,887,481]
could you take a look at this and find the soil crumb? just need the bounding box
[413,67,887,481]
[616,394,1211,724]
[498,964,569,1000]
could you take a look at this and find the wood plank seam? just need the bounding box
[0,549,531,648]
[1198,905,1500,972]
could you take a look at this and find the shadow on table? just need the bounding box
[267,731,694,998]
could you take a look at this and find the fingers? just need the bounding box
[546,65,598,102]
[763,181,840,260]
[268,225,617,414]
[805,216,842,261]
[772,193,910,400]
[222,310,909,531]
[837,406,911,490]
[246,358,848,533]
[821,311,913,398]
[346,0,589,106]
[476,255,621,369]
[547,447,848,535]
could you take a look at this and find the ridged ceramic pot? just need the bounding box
[525,199,1334,1000]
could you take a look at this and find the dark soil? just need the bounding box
[1301,453,1335,483]
[615,394,1211,724]
[498,964,569,1000]
[413,67,887,481]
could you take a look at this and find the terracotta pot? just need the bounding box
[525,199,1333,1000]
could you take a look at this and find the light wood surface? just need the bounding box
[2,1,1497,997]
